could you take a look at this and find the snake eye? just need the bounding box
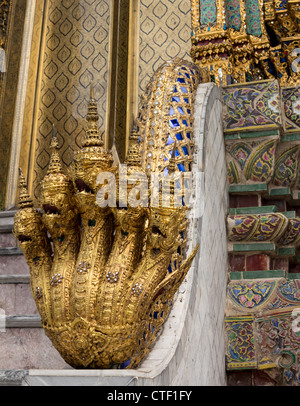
[75,179,94,194]
[18,235,32,243]
[152,226,166,238]
[43,204,61,215]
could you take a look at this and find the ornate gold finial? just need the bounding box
[46,125,64,175]
[125,124,142,167]
[82,82,104,148]
[160,142,180,208]
[40,126,71,192]
[17,168,33,209]
[168,141,177,175]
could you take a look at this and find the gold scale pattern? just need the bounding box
[14,59,199,369]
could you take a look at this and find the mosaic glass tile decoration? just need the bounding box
[228,280,277,310]
[245,0,262,36]
[136,59,200,174]
[200,0,217,25]
[223,80,281,132]
[225,0,242,31]
[225,317,257,369]
[226,279,300,383]
[282,86,300,132]
[227,213,288,242]
[244,139,276,183]
[273,145,300,187]
[257,313,300,385]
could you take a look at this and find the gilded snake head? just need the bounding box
[14,60,200,369]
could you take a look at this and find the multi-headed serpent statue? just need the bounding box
[13,59,200,369]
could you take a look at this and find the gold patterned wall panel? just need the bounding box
[107,0,130,162]
[137,0,192,100]
[0,0,27,210]
[32,0,112,200]
[19,0,48,200]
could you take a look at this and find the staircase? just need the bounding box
[0,211,70,375]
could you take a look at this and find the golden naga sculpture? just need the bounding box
[13,59,200,369]
[190,0,300,86]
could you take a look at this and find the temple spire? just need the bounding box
[17,168,33,209]
[47,124,64,175]
[168,141,177,175]
[82,82,104,148]
[125,123,142,167]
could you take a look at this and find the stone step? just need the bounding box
[0,211,29,276]
[5,315,41,328]
[0,328,71,370]
[0,277,37,316]
[0,275,30,284]
[0,211,16,233]
[0,212,71,370]
[0,233,17,248]
[0,254,29,275]
[0,247,22,255]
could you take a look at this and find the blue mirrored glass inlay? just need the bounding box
[169,107,175,115]
[181,86,188,93]
[175,132,183,140]
[172,96,180,102]
[186,132,191,139]
[164,167,169,177]
[170,119,180,128]
[120,359,131,369]
[177,163,186,172]
[171,149,180,157]
[185,73,190,78]
[168,263,172,273]
[174,86,178,93]
[177,107,184,114]
[182,119,188,127]
[182,146,189,156]
[187,109,191,114]
[184,98,189,104]
[177,77,185,83]
[167,135,174,145]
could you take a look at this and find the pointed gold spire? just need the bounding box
[168,141,177,175]
[160,141,181,208]
[125,124,142,167]
[18,168,33,209]
[90,81,95,99]
[40,125,71,192]
[82,82,104,148]
[47,124,64,175]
